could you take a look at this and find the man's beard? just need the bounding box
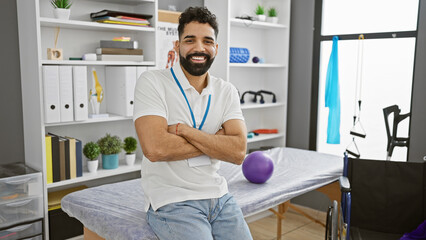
[179,52,215,76]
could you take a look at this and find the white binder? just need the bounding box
[59,66,74,122]
[42,66,61,123]
[72,66,88,121]
[106,67,137,117]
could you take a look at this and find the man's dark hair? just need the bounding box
[178,7,218,39]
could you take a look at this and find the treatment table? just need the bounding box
[62,147,343,240]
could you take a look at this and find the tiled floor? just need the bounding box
[248,205,327,240]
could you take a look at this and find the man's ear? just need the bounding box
[215,42,219,57]
[173,40,180,54]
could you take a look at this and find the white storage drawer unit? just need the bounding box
[0,163,43,230]
[0,196,43,229]
[0,164,42,203]
[0,220,42,240]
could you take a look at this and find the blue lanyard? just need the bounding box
[171,67,211,130]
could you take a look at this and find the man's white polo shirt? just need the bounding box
[133,64,244,211]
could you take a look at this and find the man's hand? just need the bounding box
[135,116,203,162]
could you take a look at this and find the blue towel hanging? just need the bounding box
[325,36,341,144]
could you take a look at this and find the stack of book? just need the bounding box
[90,9,152,27]
[97,39,144,61]
[45,133,83,184]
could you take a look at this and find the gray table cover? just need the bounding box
[62,147,343,240]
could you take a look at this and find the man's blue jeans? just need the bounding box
[147,193,253,240]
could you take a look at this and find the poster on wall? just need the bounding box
[157,21,179,69]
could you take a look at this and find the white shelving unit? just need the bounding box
[206,0,291,150]
[16,0,157,238]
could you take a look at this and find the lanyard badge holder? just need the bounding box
[171,68,212,167]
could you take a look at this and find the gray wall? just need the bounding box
[408,0,426,163]
[0,0,25,164]
[285,0,332,211]
[286,0,315,150]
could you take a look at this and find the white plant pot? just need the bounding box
[53,8,70,20]
[125,154,136,166]
[256,15,266,22]
[267,17,279,24]
[87,159,98,173]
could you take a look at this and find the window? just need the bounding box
[314,1,419,161]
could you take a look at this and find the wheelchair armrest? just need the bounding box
[339,176,351,192]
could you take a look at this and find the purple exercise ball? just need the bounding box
[242,151,274,184]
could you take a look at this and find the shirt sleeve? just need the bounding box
[222,84,245,124]
[133,71,167,122]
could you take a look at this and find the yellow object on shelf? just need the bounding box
[48,185,87,211]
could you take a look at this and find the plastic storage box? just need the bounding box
[0,163,43,229]
[0,163,42,202]
[0,220,42,240]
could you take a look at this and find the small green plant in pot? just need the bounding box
[123,136,138,166]
[267,7,278,24]
[254,4,266,22]
[83,142,100,173]
[97,134,122,169]
[51,0,72,20]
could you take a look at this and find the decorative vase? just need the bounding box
[53,8,70,20]
[267,17,278,24]
[125,153,136,166]
[256,14,266,22]
[102,154,119,169]
[87,160,98,173]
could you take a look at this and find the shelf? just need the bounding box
[42,60,156,66]
[231,18,288,29]
[40,17,155,32]
[230,63,286,68]
[45,114,132,127]
[247,133,285,143]
[47,160,141,189]
[85,0,154,4]
[241,102,285,110]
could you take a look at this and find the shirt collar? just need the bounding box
[172,64,213,96]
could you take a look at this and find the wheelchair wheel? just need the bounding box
[325,206,332,240]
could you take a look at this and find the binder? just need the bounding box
[59,137,66,181]
[63,137,71,180]
[66,137,77,179]
[72,66,88,121]
[42,66,61,123]
[75,139,83,177]
[48,133,61,183]
[106,67,137,117]
[59,66,74,122]
[45,135,53,184]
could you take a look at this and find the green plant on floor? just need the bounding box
[51,0,72,9]
[97,134,122,155]
[268,7,277,17]
[255,4,265,15]
[83,142,100,161]
[123,136,137,154]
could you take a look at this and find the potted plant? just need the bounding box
[97,134,122,169]
[83,142,100,173]
[267,7,278,24]
[123,136,138,166]
[254,4,266,22]
[51,0,72,20]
